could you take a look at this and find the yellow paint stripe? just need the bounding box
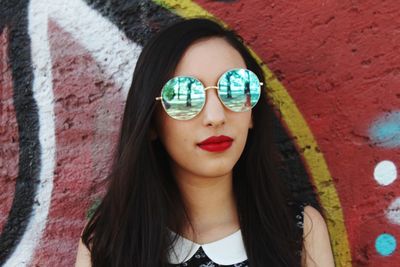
[152,0,210,19]
[153,1,352,265]
[263,70,352,267]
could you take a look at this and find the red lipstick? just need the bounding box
[197,135,233,152]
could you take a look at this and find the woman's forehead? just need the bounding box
[173,37,246,81]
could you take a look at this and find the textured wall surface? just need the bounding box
[1,0,399,266]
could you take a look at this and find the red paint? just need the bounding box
[30,20,124,266]
[0,27,19,234]
[2,1,400,266]
[195,0,400,265]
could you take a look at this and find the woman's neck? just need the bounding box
[174,169,240,244]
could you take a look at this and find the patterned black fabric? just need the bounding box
[169,202,306,267]
[171,246,249,267]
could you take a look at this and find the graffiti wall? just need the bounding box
[0,0,399,266]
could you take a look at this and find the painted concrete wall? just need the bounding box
[0,0,399,266]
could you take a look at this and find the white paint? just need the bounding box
[386,197,400,225]
[374,160,397,186]
[48,0,141,98]
[4,0,55,266]
[5,0,141,265]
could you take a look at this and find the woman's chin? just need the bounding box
[194,165,234,179]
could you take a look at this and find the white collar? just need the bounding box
[167,229,248,265]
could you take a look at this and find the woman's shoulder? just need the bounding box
[300,204,330,244]
[301,204,330,247]
[302,205,326,235]
[301,204,335,267]
[287,201,325,230]
[75,223,92,267]
[75,237,92,267]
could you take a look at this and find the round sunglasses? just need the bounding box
[155,68,263,120]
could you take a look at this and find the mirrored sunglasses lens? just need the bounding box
[218,69,261,112]
[161,77,205,120]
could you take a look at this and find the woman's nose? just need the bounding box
[201,88,226,127]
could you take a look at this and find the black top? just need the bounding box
[168,202,306,266]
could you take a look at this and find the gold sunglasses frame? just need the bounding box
[155,68,263,120]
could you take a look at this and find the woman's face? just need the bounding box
[154,37,253,180]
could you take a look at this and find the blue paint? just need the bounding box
[369,111,400,148]
[375,233,397,256]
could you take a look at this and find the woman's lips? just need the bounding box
[197,135,233,152]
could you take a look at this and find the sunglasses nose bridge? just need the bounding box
[204,85,218,91]
[203,85,224,107]
[200,85,227,124]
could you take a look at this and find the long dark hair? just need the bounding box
[82,17,302,266]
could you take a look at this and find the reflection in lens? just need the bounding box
[161,76,205,120]
[218,69,261,112]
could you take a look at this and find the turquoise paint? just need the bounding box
[375,233,397,256]
[369,111,400,148]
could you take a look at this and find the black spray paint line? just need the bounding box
[0,0,40,264]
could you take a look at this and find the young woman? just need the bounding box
[75,18,334,267]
